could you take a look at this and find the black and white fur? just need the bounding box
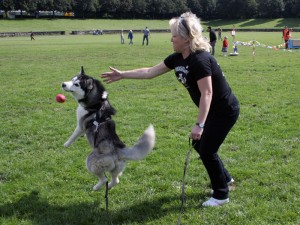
[62,67,155,190]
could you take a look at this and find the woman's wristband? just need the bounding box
[196,122,205,129]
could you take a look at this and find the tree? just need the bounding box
[72,0,99,18]
[14,0,37,17]
[229,0,258,19]
[0,0,298,19]
[146,0,165,19]
[257,0,284,18]
[215,0,258,19]
[41,0,68,17]
[187,0,203,17]
[116,0,133,18]
[215,0,233,19]
[144,0,188,19]
[132,0,148,18]
[99,0,119,15]
[170,0,188,16]
[283,0,297,17]
[1,0,15,18]
[199,0,216,19]
[294,0,300,16]
[244,0,258,18]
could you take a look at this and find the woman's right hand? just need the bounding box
[101,66,123,84]
[190,125,203,140]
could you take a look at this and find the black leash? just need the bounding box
[177,138,196,225]
[91,108,113,225]
[105,179,113,225]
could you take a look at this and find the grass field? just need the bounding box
[0,20,300,225]
[0,18,299,33]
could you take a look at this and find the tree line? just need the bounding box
[1,0,300,19]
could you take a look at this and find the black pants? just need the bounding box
[193,105,239,200]
[284,39,289,49]
[143,35,149,45]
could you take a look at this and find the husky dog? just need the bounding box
[62,67,155,190]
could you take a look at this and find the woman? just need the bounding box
[101,12,239,207]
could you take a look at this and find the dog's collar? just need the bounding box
[95,107,111,124]
[78,86,108,107]
[80,97,108,112]
[84,102,103,111]
[93,116,111,132]
[85,104,111,131]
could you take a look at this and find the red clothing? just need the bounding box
[283,28,290,41]
[223,39,228,48]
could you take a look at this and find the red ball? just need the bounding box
[56,94,66,103]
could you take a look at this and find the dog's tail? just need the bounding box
[118,124,155,160]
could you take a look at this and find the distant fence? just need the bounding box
[70,29,170,35]
[0,31,65,37]
[221,28,300,32]
[70,28,299,35]
[1,28,299,37]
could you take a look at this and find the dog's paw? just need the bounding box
[93,178,108,191]
[64,141,71,148]
[93,183,103,191]
[108,179,119,189]
[108,183,115,190]
[93,185,100,191]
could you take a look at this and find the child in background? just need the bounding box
[222,36,228,56]
[128,30,133,45]
[231,25,236,41]
[120,30,125,44]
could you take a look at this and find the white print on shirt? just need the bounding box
[178,73,186,84]
[175,65,189,88]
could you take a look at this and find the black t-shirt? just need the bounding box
[164,51,238,114]
[210,30,217,42]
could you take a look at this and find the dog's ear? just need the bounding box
[86,78,94,90]
[80,66,85,75]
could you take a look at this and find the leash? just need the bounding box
[92,107,113,225]
[104,179,113,225]
[177,138,196,225]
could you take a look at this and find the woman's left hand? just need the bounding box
[190,125,203,140]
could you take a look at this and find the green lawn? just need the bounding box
[0,18,299,33]
[0,21,299,225]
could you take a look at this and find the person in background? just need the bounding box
[121,30,125,44]
[128,30,133,45]
[142,26,150,46]
[208,26,217,55]
[30,32,35,40]
[217,26,222,41]
[282,26,290,49]
[222,36,228,56]
[231,25,236,41]
[101,12,239,207]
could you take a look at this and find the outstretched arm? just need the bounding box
[101,62,171,84]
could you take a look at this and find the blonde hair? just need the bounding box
[169,12,211,52]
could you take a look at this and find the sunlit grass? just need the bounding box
[0,25,299,225]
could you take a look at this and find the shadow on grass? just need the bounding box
[0,190,203,225]
[239,18,288,28]
[206,18,298,29]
